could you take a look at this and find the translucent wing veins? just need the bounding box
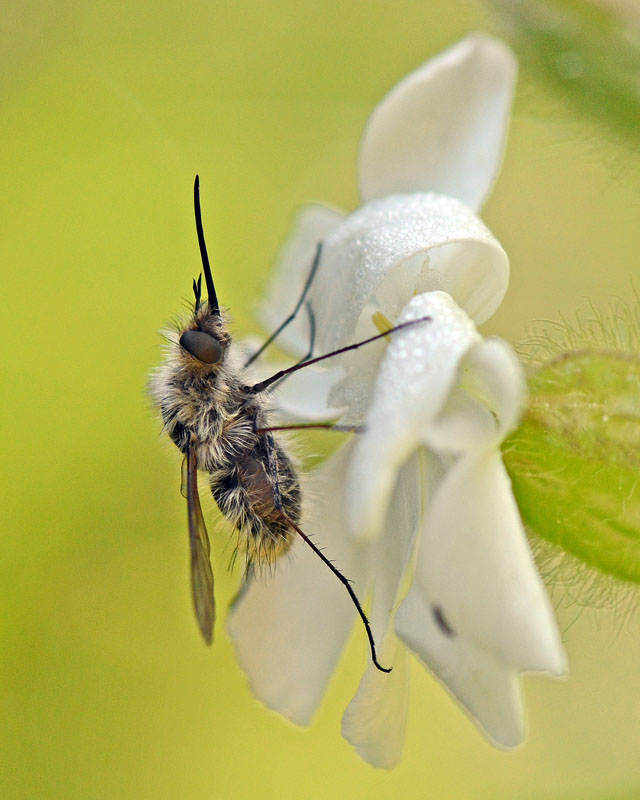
[184,442,215,644]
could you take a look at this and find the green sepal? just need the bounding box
[502,350,640,585]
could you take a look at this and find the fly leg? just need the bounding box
[261,432,391,674]
[255,422,364,434]
[244,243,322,368]
[248,315,431,395]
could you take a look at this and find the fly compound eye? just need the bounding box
[180,330,223,364]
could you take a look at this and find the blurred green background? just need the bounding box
[2,1,639,798]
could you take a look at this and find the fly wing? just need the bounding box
[182,442,215,644]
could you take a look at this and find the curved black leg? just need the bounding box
[248,315,431,395]
[244,242,323,368]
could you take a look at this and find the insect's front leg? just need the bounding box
[248,315,431,395]
[255,422,364,434]
[244,242,322,368]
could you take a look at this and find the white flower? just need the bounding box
[228,34,566,768]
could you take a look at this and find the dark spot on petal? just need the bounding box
[432,604,455,637]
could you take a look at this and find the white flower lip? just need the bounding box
[395,586,526,747]
[400,449,567,678]
[395,449,568,748]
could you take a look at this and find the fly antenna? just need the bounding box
[193,175,219,314]
[193,274,202,311]
[281,512,392,674]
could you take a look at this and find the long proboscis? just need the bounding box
[193,175,219,314]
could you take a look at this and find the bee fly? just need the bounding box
[150,176,429,673]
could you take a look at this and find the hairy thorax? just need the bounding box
[151,346,300,563]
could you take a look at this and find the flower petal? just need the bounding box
[367,453,422,643]
[358,33,517,211]
[426,337,526,453]
[271,363,345,421]
[409,448,567,675]
[259,203,346,358]
[339,455,429,768]
[239,342,344,421]
[341,636,410,769]
[328,337,388,425]
[346,292,481,538]
[396,587,524,747]
[308,194,508,362]
[227,444,370,724]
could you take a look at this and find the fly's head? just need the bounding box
[176,174,231,373]
[177,281,230,371]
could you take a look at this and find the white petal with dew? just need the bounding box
[396,587,524,747]
[308,194,508,357]
[227,444,369,724]
[346,292,480,538]
[259,203,346,358]
[358,33,517,211]
[342,636,410,769]
[426,337,526,453]
[412,449,567,675]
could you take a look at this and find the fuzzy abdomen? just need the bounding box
[210,436,301,563]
